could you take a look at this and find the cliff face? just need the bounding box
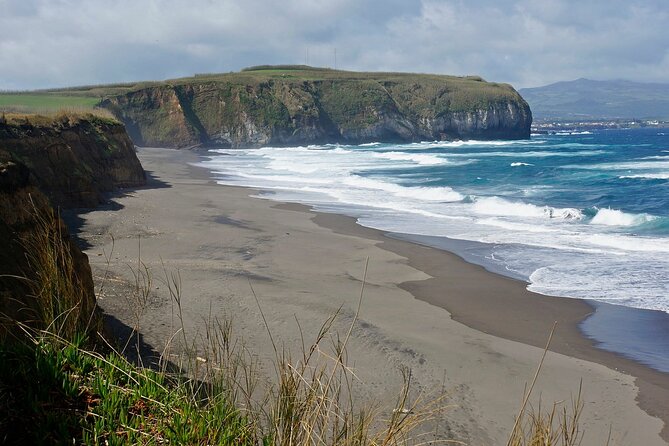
[0,159,97,339]
[0,114,146,208]
[102,69,532,148]
[0,114,145,339]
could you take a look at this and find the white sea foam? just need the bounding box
[359,142,381,147]
[471,196,583,220]
[555,131,592,135]
[639,155,669,160]
[199,137,669,314]
[329,147,354,154]
[266,159,323,174]
[372,151,448,165]
[256,145,311,153]
[476,218,563,233]
[584,233,669,253]
[527,256,669,313]
[567,160,669,170]
[343,175,464,202]
[232,172,334,185]
[589,208,656,227]
[390,139,546,151]
[619,173,669,180]
[448,150,606,158]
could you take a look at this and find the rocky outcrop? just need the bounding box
[0,114,146,208]
[101,68,532,148]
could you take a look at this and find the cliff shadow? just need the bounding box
[62,171,171,250]
[102,312,162,369]
[142,169,172,190]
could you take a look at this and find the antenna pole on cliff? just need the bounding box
[334,48,337,70]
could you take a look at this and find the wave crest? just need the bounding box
[344,176,464,202]
[589,208,656,227]
[471,197,582,220]
[372,151,447,165]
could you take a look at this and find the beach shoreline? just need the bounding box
[76,147,669,444]
[308,202,669,441]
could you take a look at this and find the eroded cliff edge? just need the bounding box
[0,113,146,338]
[101,67,532,148]
[0,114,146,208]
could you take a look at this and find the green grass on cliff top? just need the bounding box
[0,65,519,101]
[0,94,100,113]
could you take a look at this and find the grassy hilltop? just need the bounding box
[0,66,532,148]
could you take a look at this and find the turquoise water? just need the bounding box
[200,128,669,314]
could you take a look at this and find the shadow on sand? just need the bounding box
[62,169,170,250]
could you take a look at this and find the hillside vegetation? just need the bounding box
[1,66,532,148]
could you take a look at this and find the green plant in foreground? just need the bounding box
[0,332,255,445]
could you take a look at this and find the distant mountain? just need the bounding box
[519,79,669,121]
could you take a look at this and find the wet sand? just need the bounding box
[77,147,669,445]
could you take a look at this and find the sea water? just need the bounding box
[198,128,669,315]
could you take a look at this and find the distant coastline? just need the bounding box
[532,118,669,134]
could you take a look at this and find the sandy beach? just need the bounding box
[74,147,669,445]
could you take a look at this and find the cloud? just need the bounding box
[0,0,667,90]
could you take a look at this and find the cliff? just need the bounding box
[0,113,145,340]
[0,159,98,339]
[101,66,532,148]
[0,113,146,208]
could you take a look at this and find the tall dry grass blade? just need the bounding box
[507,322,557,446]
[249,278,279,361]
[20,196,98,341]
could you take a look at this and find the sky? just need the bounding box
[1,0,668,91]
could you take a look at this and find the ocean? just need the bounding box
[198,128,669,369]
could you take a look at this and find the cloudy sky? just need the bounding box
[1,0,668,90]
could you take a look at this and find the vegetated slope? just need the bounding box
[99,66,532,148]
[519,78,669,121]
[0,113,146,208]
[0,113,145,338]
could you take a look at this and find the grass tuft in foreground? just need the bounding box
[0,332,254,445]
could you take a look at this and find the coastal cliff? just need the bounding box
[0,113,146,208]
[0,113,145,339]
[0,158,97,339]
[101,66,532,148]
